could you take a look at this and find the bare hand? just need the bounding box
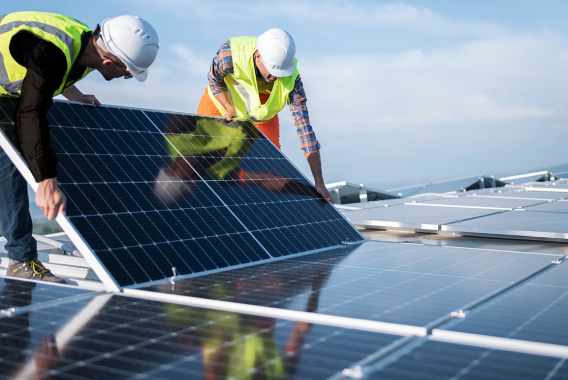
[79,94,101,106]
[36,178,67,220]
[315,182,334,204]
[214,92,237,121]
[61,86,101,106]
[223,105,236,121]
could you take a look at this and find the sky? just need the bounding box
[6,0,568,190]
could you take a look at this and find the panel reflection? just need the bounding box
[154,113,325,206]
[0,277,396,379]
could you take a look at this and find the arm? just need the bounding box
[207,41,236,121]
[214,91,236,121]
[305,150,333,203]
[12,35,68,220]
[61,85,101,106]
[289,75,333,203]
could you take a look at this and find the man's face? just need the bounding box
[255,52,278,82]
[99,55,133,81]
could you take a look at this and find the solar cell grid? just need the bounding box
[0,97,363,288]
[0,288,402,380]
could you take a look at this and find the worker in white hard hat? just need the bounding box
[0,12,159,283]
[197,28,333,204]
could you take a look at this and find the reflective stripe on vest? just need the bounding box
[208,36,299,123]
[0,12,91,96]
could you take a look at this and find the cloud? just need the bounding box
[127,0,507,38]
[300,31,568,132]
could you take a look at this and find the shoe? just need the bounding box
[7,259,66,284]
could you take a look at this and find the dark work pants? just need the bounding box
[0,148,37,262]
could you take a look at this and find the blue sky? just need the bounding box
[6,1,568,189]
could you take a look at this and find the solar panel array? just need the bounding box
[0,97,362,288]
[2,97,568,379]
[342,187,568,241]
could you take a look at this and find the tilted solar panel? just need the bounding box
[0,97,363,289]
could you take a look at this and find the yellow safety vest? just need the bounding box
[0,11,93,96]
[208,36,299,123]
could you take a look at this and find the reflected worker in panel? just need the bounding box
[161,264,332,379]
[154,116,326,205]
[0,12,159,282]
[196,28,334,204]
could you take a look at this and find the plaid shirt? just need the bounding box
[208,41,320,153]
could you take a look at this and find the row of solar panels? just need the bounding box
[340,179,568,242]
[328,170,567,204]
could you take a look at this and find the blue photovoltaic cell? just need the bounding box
[141,241,562,327]
[0,284,400,380]
[0,97,363,287]
[445,261,568,346]
[366,340,568,380]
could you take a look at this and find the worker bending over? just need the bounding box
[0,12,159,282]
[197,28,333,204]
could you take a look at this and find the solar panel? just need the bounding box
[525,200,568,213]
[0,284,402,380]
[386,175,492,197]
[418,196,547,209]
[344,203,503,231]
[441,262,568,346]
[442,210,568,241]
[0,97,363,289]
[473,191,566,200]
[139,241,562,327]
[364,339,568,380]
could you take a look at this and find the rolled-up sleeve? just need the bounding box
[207,41,235,96]
[289,74,320,153]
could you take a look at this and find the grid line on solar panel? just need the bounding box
[24,100,363,287]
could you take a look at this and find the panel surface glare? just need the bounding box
[0,285,400,380]
[141,241,562,327]
[0,97,362,287]
[366,340,568,380]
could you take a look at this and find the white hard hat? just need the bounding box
[256,28,296,77]
[98,15,159,82]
